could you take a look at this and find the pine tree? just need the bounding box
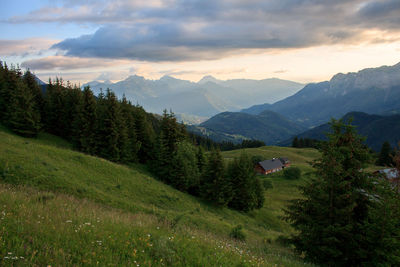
[292,136,299,148]
[120,95,138,162]
[97,89,122,161]
[0,62,10,121]
[75,86,97,154]
[169,141,200,192]
[376,141,393,166]
[154,110,186,183]
[133,106,155,163]
[23,70,44,123]
[201,149,232,206]
[7,70,40,137]
[228,152,262,211]
[285,119,373,266]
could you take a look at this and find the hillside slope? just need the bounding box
[190,110,306,144]
[280,111,400,151]
[0,125,315,266]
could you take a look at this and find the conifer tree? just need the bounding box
[196,146,207,175]
[228,152,263,211]
[201,149,232,206]
[97,89,122,161]
[376,141,393,166]
[154,110,186,183]
[75,86,97,154]
[133,106,155,163]
[120,95,138,162]
[0,62,10,121]
[170,141,200,192]
[7,70,40,137]
[292,136,299,148]
[23,70,44,122]
[285,119,373,266]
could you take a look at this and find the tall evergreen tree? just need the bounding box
[201,149,232,206]
[23,70,44,123]
[228,152,263,211]
[97,89,122,161]
[376,141,393,166]
[7,69,40,137]
[74,86,97,154]
[133,106,155,163]
[120,95,138,162]
[292,136,299,148]
[170,141,200,192]
[285,119,373,266]
[154,110,186,183]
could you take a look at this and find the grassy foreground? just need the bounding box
[0,126,317,266]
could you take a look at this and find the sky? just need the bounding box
[1,0,400,85]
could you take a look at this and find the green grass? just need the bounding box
[0,126,317,266]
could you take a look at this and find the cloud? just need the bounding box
[21,56,129,70]
[7,0,400,62]
[0,38,57,57]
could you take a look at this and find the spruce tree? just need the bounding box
[201,149,232,206]
[120,95,138,162]
[292,136,299,148]
[75,86,97,154]
[228,152,263,211]
[7,72,40,137]
[170,141,200,192]
[97,89,122,161]
[23,70,44,123]
[376,141,393,166]
[133,106,155,163]
[285,119,373,266]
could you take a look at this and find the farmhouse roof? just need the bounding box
[279,157,290,164]
[258,159,283,171]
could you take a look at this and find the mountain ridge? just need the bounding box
[242,62,400,127]
[83,75,304,119]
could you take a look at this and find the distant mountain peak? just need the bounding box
[198,75,220,84]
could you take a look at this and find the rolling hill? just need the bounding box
[188,110,306,144]
[242,62,400,127]
[0,125,318,266]
[280,111,400,151]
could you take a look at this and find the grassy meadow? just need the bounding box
[0,125,319,266]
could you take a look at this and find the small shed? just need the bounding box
[255,158,284,175]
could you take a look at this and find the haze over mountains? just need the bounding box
[84,75,304,120]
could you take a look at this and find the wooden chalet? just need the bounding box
[255,158,283,175]
[279,157,291,168]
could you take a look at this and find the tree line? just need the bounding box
[0,62,264,212]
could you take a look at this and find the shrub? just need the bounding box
[283,167,301,180]
[229,225,246,241]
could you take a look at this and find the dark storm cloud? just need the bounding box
[8,0,400,62]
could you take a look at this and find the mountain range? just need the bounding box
[242,62,400,128]
[83,75,304,120]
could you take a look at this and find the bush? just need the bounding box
[283,167,301,180]
[229,225,246,241]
